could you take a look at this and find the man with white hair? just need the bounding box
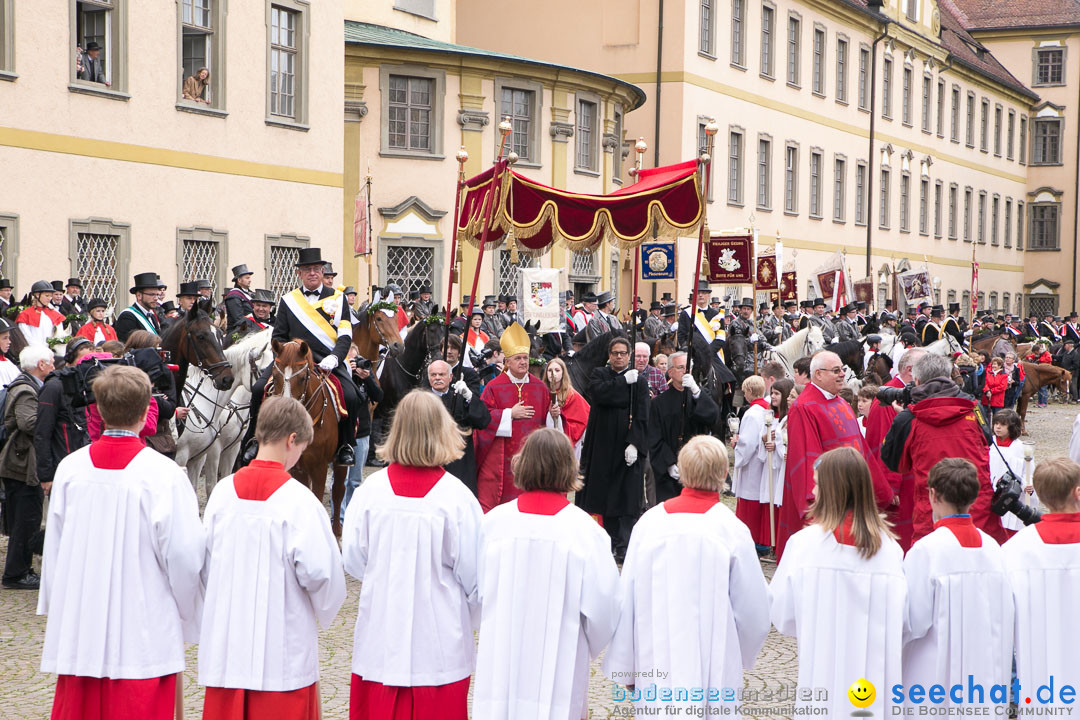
[634,341,667,398]
[427,360,491,496]
[776,350,875,561]
[648,351,719,502]
[0,344,54,589]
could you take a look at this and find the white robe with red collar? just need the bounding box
[473,491,619,720]
[17,305,67,348]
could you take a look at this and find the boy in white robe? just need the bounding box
[1004,457,1080,710]
[199,396,346,720]
[733,375,776,551]
[604,435,770,713]
[474,427,619,720]
[902,458,1013,711]
[38,365,205,720]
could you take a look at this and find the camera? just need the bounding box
[60,353,135,408]
[352,357,372,371]
[991,470,1041,526]
[876,385,912,407]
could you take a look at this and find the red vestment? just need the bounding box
[17,305,66,327]
[350,675,470,720]
[864,375,916,551]
[556,389,590,446]
[777,383,876,561]
[473,372,548,512]
[51,673,177,720]
[75,321,118,343]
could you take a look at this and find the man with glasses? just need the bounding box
[113,273,166,342]
[775,350,877,561]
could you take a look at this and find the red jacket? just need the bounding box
[983,370,1008,408]
[1026,351,1052,364]
[864,375,915,551]
[900,396,1006,545]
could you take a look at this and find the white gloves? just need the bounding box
[452,379,472,402]
[749,333,761,343]
[683,374,701,398]
[668,464,680,480]
[625,444,638,466]
[318,355,339,371]
[624,368,639,385]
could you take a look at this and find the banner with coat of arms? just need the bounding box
[639,242,676,281]
[520,268,561,332]
[705,233,753,284]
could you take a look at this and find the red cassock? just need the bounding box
[864,376,916,552]
[51,674,177,720]
[776,384,884,561]
[900,396,1007,545]
[557,390,590,446]
[473,372,549,512]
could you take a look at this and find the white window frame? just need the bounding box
[176,0,227,115]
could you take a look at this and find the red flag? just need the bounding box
[353,182,370,256]
[971,260,979,318]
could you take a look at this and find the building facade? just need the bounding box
[341,3,644,308]
[0,0,343,309]
[957,0,1080,317]
[458,0,1038,317]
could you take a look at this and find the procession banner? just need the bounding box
[780,271,798,302]
[853,278,874,305]
[705,233,753,284]
[639,242,676,281]
[814,250,846,309]
[755,253,778,290]
[353,181,370,256]
[898,268,933,306]
[521,268,561,332]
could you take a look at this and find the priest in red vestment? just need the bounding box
[863,349,925,551]
[474,322,549,512]
[777,351,887,561]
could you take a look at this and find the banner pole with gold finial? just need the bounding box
[628,138,648,353]
[443,146,470,356]
[686,117,718,379]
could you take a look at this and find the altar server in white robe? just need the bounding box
[770,446,906,719]
[342,390,483,720]
[474,427,619,720]
[37,365,205,720]
[1069,412,1080,464]
[733,375,781,550]
[902,458,1013,711]
[604,435,770,713]
[199,396,346,720]
[1004,457,1080,709]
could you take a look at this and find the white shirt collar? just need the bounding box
[430,389,446,397]
[811,382,837,400]
[507,371,529,385]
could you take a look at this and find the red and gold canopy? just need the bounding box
[455,159,703,255]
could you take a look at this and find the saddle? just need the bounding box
[265,368,347,421]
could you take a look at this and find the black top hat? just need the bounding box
[931,305,944,317]
[581,292,598,304]
[130,272,165,293]
[177,281,201,297]
[783,299,798,308]
[85,41,102,52]
[294,248,325,267]
[696,279,711,292]
[856,301,867,310]
[0,279,11,291]
[758,302,770,311]
[917,301,930,311]
[709,296,721,304]
[231,264,253,281]
[251,288,276,304]
[343,286,357,296]
[737,297,754,308]
[65,278,83,289]
[661,304,677,317]
[649,301,662,311]
[948,302,960,313]
[322,263,337,277]
[800,300,813,309]
[197,279,212,290]
[884,299,895,308]
[482,296,496,308]
[596,290,615,306]
[660,292,674,302]
[51,280,64,293]
[840,303,856,314]
[418,285,432,295]
[813,297,826,307]
[409,290,420,301]
[460,294,472,307]
[160,301,177,314]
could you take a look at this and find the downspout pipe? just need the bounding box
[654,0,663,168]
[1072,69,1079,311]
[865,20,892,279]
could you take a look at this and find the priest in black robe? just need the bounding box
[426,359,491,496]
[649,351,720,502]
[576,336,649,561]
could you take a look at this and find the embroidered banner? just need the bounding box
[639,242,676,281]
[780,271,798,301]
[755,254,778,290]
[705,233,753,284]
[520,268,561,333]
[898,269,933,305]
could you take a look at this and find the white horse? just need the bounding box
[176,329,271,495]
[765,325,827,377]
[924,335,963,357]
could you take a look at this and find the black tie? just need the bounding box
[304,290,321,299]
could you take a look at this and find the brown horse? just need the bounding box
[353,301,406,362]
[1017,362,1072,434]
[268,339,341,529]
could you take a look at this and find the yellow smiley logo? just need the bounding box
[848,678,876,709]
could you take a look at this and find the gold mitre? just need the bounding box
[500,321,531,357]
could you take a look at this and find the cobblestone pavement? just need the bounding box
[1,401,1076,720]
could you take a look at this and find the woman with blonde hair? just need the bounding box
[473,428,619,720]
[604,435,770,713]
[183,66,210,103]
[341,390,483,720]
[770,446,906,717]
[543,357,590,459]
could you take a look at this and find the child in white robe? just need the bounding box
[989,408,1037,537]
[902,458,1013,711]
[1004,457,1080,710]
[473,428,619,720]
[733,375,775,551]
[604,435,770,713]
[770,446,906,718]
[199,396,346,720]
[342,390,484,720]
[38,366,205,720]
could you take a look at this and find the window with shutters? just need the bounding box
[70,218,130,311]
[177,227,226,300]
[264,233,309,301]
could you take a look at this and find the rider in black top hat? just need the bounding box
[224,264,255,336]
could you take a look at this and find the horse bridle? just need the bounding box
[272,358,332,425]
[185,329,232,382]
[370,309,400,351]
